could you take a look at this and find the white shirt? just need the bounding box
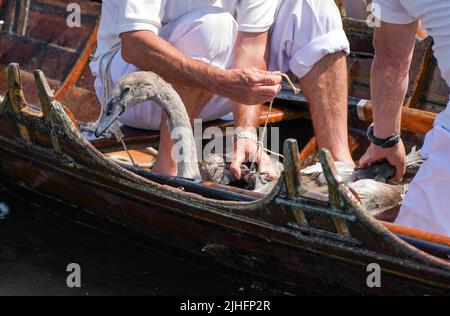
[373,0,450,129]
[91,0,279,76]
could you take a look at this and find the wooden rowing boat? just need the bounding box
[1,0,450,295]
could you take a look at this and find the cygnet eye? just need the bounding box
[121,86,131,98]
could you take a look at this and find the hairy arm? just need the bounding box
[229,31,279,179]
[371,21,418,138]
[120,31,281,105]
[231,31,270,130]
[360,21,418,180]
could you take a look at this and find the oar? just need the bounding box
[277,90,436,134]
[347,96,436,134]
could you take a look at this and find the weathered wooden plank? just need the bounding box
[0,32,79,81]
[26,0,100,50]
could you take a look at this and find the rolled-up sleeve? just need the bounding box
[116,0,166,35]
[235,0,278,33]
[372,0,416,24]
[270,0,350,78]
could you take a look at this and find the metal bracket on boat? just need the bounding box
[7,63,31,142]
[34,69,63,154]
[319,149,363,238]
[276,141,363,245]
[34,70,56,118]
[283,139,303,198]
[4,63,67,153]
[281,139,309,226]
[7,64,28,114]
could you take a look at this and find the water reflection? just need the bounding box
[0,202,9,220]
[0,187,278,296]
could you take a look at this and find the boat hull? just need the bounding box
[0,122,449,295]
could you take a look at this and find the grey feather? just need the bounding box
[300,148,425,213]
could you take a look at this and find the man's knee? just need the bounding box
[195,7,236,35]
[199,8,237,55]
[274,0,349,78]
[176,7,237,66]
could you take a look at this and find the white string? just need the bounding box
[251,99,274,173]
[119,138,138,168]
[262,147,284,158]
[108,146,158,169]
[252,74,300,174]
[109,154,155,169]
[281,74,301,95]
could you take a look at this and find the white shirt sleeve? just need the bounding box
[115,0,166,35]
[235,0,278,33]
[372,0,416,24]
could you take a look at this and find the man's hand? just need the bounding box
[217,68,282,105]
[359,140,407,182]
[360,21,418,182]
[230,138,279,180]
[226,31,281,179]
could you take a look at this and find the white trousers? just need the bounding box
[396,124,450,237]
[370,0,450,236]
[94,0,349,131]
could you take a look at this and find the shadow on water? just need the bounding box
[0,185,287,296]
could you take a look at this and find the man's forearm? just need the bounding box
[232,32,270,130]
[371,22,418,139]
[120,30,281,106]
[121,31,224,94]
[371,58,409,138]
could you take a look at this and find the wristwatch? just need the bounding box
[234,130,258,143]
[366,124,401,149]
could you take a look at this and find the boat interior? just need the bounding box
[1,0,450,258]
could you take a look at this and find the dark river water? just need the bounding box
[0,185,282,296]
